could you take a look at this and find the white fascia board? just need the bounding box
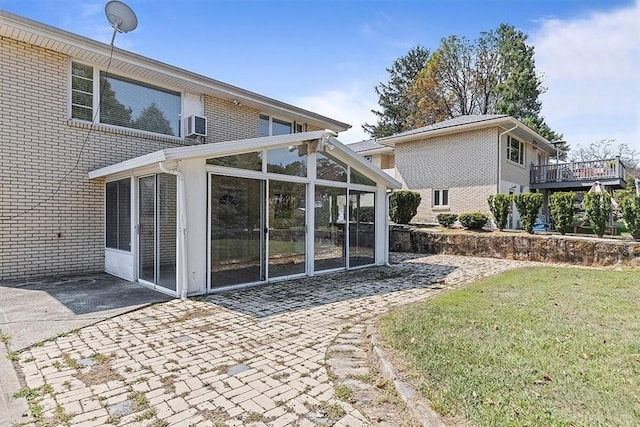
[355,146,395,156]
[0,11,350,133]
[88,151,168,179]
[330,138,402,189]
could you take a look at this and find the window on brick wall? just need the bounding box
[433,189,449,207]
[259,114,306,136]
[106,178,131,251]
[71,61,182,137]
[507,136,525,165]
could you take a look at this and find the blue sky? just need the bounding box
[2,0,639,154]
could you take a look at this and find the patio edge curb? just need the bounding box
[0,343,31,426]
[367,323,445,427]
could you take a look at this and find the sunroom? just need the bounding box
[89,130,402,297]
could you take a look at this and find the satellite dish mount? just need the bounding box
[105,0,138,45]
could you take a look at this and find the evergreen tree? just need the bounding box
[363,46,430,138]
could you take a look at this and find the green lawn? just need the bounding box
[380,267,640,426]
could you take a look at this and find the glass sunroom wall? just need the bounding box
[349,190,376,267]
[314,185,346,271]
[268,180,307,278]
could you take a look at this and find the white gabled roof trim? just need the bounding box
[379,116,556,155]
[88,131,402,189]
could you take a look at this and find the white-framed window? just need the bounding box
[71,61,182,137]
[507,136,524,165]
[259,115,306,137]
[433,189,449,207]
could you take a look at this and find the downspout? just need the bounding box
[159,161,188,301]
[497,125,518,193]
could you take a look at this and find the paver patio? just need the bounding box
[12,254,535,426]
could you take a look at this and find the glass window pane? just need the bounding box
[211,176,264,287]
[272,118,292,136]
[259,115,270,137]
[315,186,346,271]
[105,182,118,249]
[350,168,376,186]
[72,106,93,122]
[442,190,449,206]
[266,145,307,176]
[105,178,130,251]
[72,62,93,120]
[118,179,131,251]
[349,190,375,267]
[269,181,306,278]
[157,174,176,291]
[100,72,181,136]
[434,190,440,206]
[206,152,263,171]
[317,152,347,182]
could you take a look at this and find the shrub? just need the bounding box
[549,192,575,235]
[583,192,612,238]
[619,194,640,239]
[458,212,488,230]
[513,193,544,234]
[487,194,512,230]
[437,213,458,228]
[390,191,421,224]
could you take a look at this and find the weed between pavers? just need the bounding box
[14,383,56,425]
[0,329,11,344]
[334,384,353,402]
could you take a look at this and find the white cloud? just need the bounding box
[293,83,378,144]
[533,1,640,153]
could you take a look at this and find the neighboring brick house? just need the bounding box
[0,10,401,295]
[350,115,558,226]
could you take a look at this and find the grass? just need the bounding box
[380,267,640,426]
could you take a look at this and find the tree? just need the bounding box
[363,46,430,138]
[569,139,639,169]
[133,102,174,136]
[406,24,564,150]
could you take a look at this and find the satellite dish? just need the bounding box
[105,0,138,44]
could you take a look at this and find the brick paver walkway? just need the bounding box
[14,254,534,426]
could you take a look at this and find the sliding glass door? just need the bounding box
[268,180,307,278]
[210,176,265,287]
[138,174,177,293]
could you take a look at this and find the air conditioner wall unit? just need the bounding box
[185,115,207,138]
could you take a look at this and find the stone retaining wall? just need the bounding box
[390,227,640,267]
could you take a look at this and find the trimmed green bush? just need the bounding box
[437,213,458,228]
[619,194,640,239]
[458,212,488,230]
[583,192,612,238]
[487,194,512,230]
[513,193,544,234]
[549,192,575,235]
[390,191,421,224]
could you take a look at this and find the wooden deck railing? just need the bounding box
[530,158,626,185]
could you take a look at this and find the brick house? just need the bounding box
[0,10,400,296]
[350,115,558,227]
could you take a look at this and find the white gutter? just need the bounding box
[497,125,518,193]
[158,161,188,301]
